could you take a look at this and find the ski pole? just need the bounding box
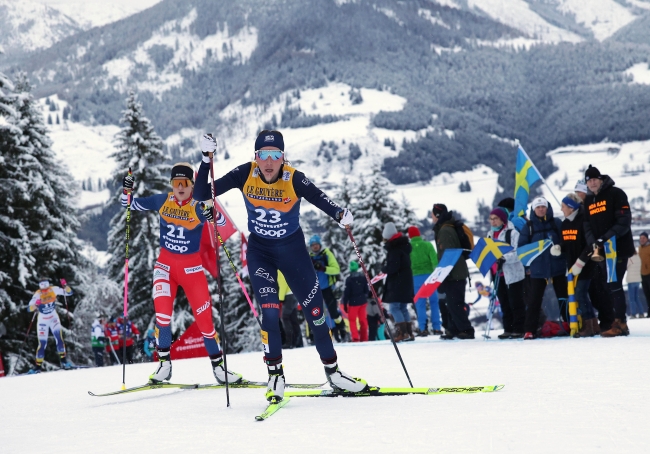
[122,167,132,389]
[23,312,37,345]
[207,136,230,407]
[59,278,72,327]
[483,274,499,340]
[345,225,413,388]
[108,338,121,365]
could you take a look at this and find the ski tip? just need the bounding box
[88,391,95,396]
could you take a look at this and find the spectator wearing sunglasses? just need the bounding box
[195,130,365,404]
[120,162,243,385]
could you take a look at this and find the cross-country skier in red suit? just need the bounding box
[194,131,367,403]
[121,162,242,384]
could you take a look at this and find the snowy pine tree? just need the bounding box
[106,91,170,333]
[0,73,88,372]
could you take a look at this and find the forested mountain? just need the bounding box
[3,0,650,199]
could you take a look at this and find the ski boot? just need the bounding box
[27,364,42,374]
[60,354,74,370]
[324,362,368,392]
[265,362,285,402]
[211,356,243,384]
[149,349,172,383]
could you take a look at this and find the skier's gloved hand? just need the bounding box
[123,174,134,193]
[337,208,353,228]
[570,259,586,276]
[201,134,217,162]
[200,201,214,222]
[550,245,562,256]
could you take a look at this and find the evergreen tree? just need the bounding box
[0,73,88,372]
[106,91,170,333]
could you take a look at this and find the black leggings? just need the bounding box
[523,275,568,334]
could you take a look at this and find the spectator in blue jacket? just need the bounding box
[143,329,156,362]
[518,197,567,339]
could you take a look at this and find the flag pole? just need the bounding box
[515,139,562,208]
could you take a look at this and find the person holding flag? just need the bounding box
[120,162,243,384]
[583,165,634,337]
[486,207,526,339]
[195,131,366,403]
[518,197,567,339]
[431,204,474,340]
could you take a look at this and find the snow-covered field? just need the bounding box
[2,318,650,454]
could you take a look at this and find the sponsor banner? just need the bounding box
[184,265,203,274]
[170,322,209,360]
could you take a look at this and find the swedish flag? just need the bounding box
[605,237,617,283]
[517,239,552,267]
[469,237,513,277]
[514,146,542,217]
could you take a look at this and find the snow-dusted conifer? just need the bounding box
[106,91,169,332]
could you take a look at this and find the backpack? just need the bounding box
[453,221,474,259]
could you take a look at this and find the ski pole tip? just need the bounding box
[121,383,126,390]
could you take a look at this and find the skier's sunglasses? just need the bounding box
[255,150,284,161]
[171,178,193,188]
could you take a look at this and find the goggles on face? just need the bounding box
[171,178,192,188]
[255,150,284,161]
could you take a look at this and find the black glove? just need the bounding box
[313,261,326,272]
[123,174,134,191]
[200,202,214,222]
[594,238,605,250]
[98,336,107,343]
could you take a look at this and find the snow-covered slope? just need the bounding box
[0,0,81,54]
[32,0,163,29]
[2,319,650,453]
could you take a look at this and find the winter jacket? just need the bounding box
[560,205,596,281]
[381,234,414,303]
[584,175,635,259]
[342,271,369,307]
[640,243,650,276]
[518,204,566,279]
[626,255,642,283]
[91,320,105,348]
[487,221,524,285]
[310,247,340,289]
[433,213,469,282]
[116,317,140,348]
[409,236,438,276]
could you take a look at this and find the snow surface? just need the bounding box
[32,0,163,29]
[624,0,650,9]
[2,319,650,453]
[466,0,583,43]
[624,63,650,85]
[556,0,636,41]
[540,140,650,217]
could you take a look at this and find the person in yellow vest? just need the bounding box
[278,271,302,348]
[27,279,73,373]
[195,130,366,404]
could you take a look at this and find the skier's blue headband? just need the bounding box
[562,196,580,211]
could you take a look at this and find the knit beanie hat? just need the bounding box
[309,235,321,246]
[255,130,284,151]
[349,261,359,272]
[382,222,398,240]
[497,197,515,214]
[432,203,448,217]
[574,181,588,194]
[489,207,508,225]
[640,232,649,239]
[584,165,602,181]
[407,226,421,238]
[171,162,195,182]
[532,197,548,209]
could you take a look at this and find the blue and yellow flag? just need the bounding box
[517,239,552,267]
[469,237,514,277]
[514,146,542,217]
[605,237,617,283]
